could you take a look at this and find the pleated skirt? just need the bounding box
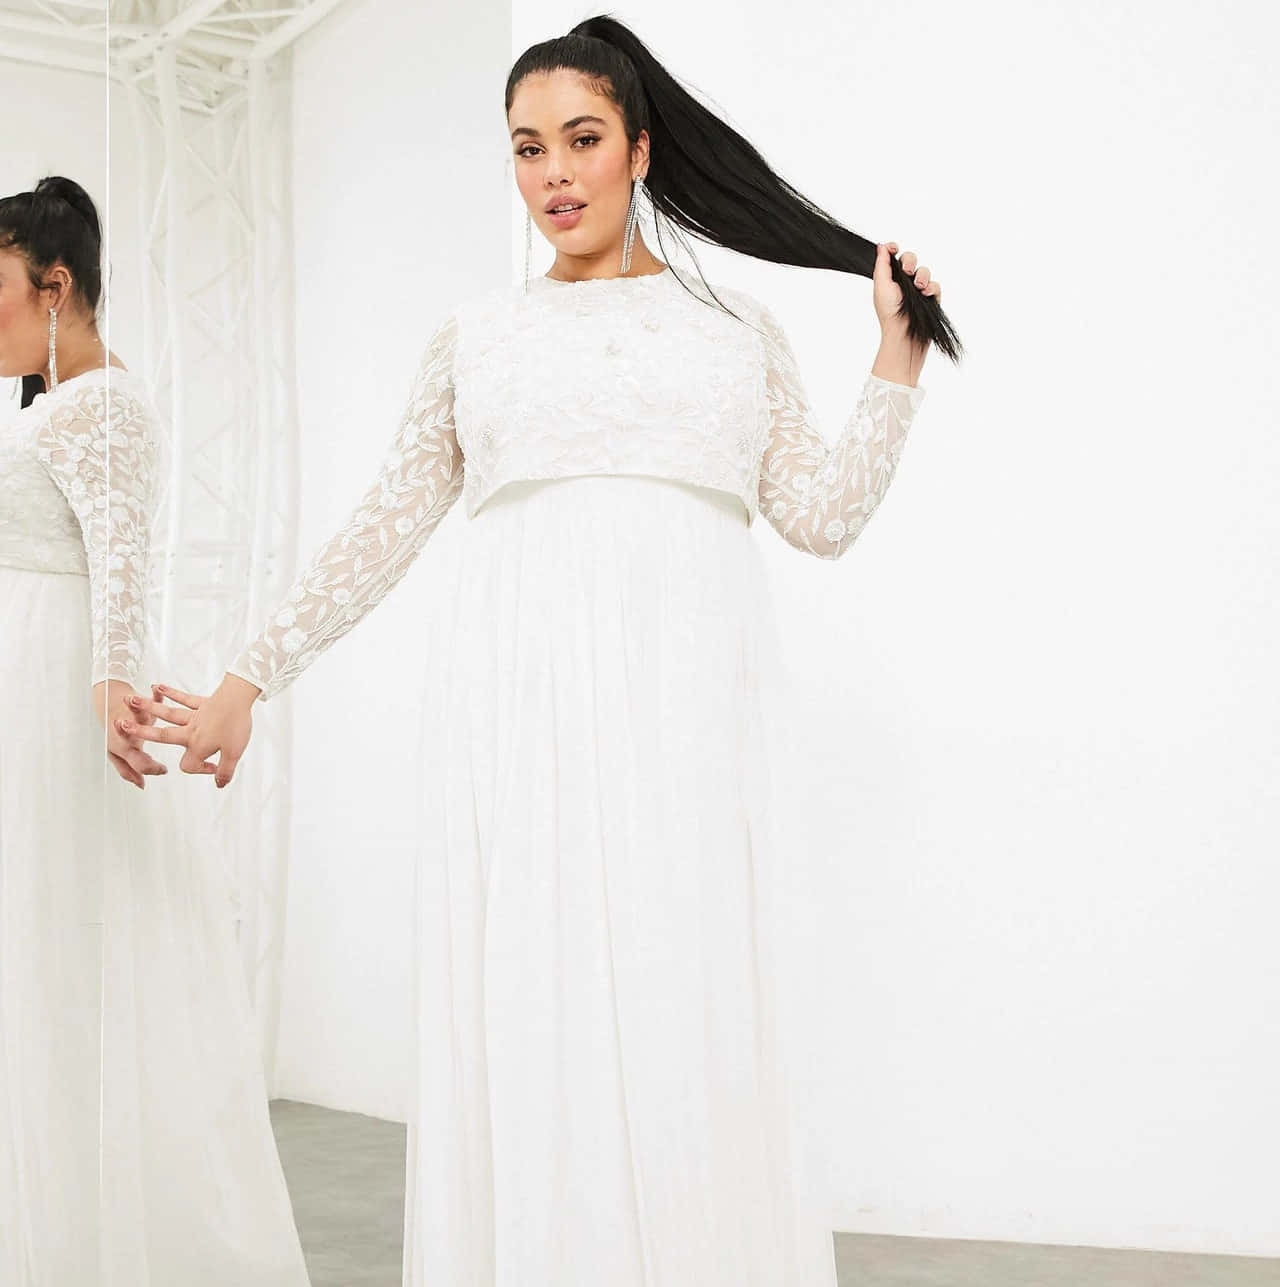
[405,474,837,1286]
[0,564,309,1286]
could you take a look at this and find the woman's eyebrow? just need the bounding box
[511,115,607,140]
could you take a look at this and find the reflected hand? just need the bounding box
[93,679,169,790]
[118,674,260,788]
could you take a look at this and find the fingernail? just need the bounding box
[129,696,141,707]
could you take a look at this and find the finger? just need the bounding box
[127,694,191,726]
[154,683,202,711]
[215,749,241,789]
[179,748,219,776]
[914,267,931,288]
[115,717,185,747]
[123,746,168,777]
[108,751,144,789]
[901,250,918,273]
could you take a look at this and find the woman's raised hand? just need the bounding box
[93,679,169,789]
[873,240,942,333]
[113,673,262,788]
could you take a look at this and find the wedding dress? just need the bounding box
[226,263,927,1286]
[0,367,310,1285]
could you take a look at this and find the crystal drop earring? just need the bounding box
[48,307,59,393]
[523,206,533,295]
[621,175,646,274]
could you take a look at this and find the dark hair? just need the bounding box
[0,175,103,313]
[0,176,103,408]
[506,15,962,363]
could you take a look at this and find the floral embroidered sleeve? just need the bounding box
[36,381,158,687]
[226,313,465,703]
[755,302,927,559]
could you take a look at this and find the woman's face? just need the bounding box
[509,69,648,270]
[0,248,51,379]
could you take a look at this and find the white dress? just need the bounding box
[0,368,310,1286]
[227,264,928,1286]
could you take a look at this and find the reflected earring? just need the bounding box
[621,175,645,274]
[523,206,533,295]
[48,307,58,392]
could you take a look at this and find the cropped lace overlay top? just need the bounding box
[0,367,159,686]
[228,265,928,702]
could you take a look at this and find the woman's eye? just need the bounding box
[516,135,600,159]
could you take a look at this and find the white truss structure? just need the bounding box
[0,0,350,1086]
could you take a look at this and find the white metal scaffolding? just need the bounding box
[0,0,350,1087]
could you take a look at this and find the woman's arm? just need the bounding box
[225,311,465,704]
[36,380,169,786]
[37,382,156,684]
[755,300,928,560]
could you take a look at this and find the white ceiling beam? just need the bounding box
[111,0,228,66]
[248,0,348,61]
[0,8,103,42]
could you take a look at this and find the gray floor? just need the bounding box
[270,1099,1279,1286]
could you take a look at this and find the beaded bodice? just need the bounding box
[228,265,928,702]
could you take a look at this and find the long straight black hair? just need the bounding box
[506,15,963,364]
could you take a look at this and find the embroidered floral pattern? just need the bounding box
[227,272,928,702]
[754,300,927,559]
[26,374,159,685]
[227,314,465,702]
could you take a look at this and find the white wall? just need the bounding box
[272,0,511,1119]
[271,0,1279,1259]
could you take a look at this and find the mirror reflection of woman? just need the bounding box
[132,16,958,1285]
[0,176,310,1285]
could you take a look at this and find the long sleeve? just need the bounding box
[227,312,465,703]
[755,302,927,559]
[36,382,158,686]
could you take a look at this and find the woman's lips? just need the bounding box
[547,204,586,228]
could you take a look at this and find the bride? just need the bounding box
[0,175,310,1285]
[125,14,956,1285]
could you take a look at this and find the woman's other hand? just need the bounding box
[93,679,169,790]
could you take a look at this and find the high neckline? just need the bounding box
[533,264,673,289]
[22,363,146,406]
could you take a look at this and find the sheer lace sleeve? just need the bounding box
[755,302,927,559]
[226,313,464,703]
[36,380,158,687]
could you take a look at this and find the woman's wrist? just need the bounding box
[872,324,928,388]
[219,672,263,706]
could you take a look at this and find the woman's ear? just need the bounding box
[632,129,651,179]
[40,263,74,313]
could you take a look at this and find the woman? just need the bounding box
[0,176,310,1285]
[129,17,958,1285]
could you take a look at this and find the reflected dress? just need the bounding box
[0,368,310,1285]
[227,264,927,1286]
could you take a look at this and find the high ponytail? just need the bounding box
[506,15,962,363]
[0,174,104,316]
